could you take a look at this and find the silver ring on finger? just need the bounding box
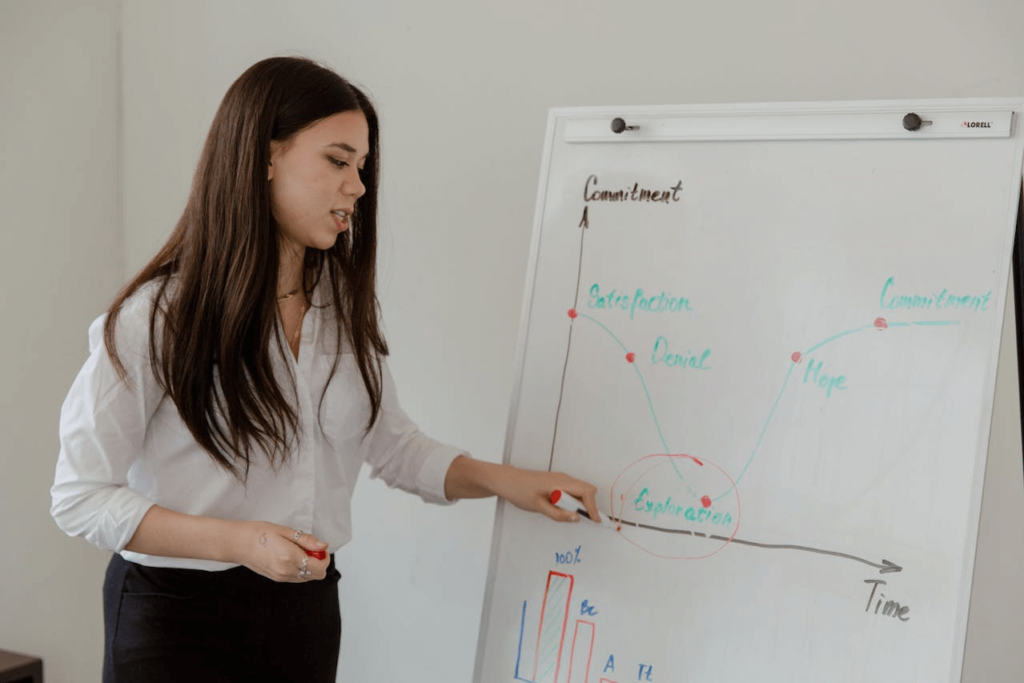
[294,529,305,542]
[299,556,311,580]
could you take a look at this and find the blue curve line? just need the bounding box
[709,325,875,502]
[716,318,961,501]
[577,313,628,353]
[805,324,875,355]
[881,321,959,329]
[573,313,961,503]
[713,362,799,503]
[578,314,670,455]
[629,365,670,455]
[576,313,699,490]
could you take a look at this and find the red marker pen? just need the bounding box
[549,489,621,531]
[305,549,327,560]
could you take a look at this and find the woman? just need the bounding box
[51,56,598,682]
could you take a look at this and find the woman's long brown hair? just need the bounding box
[104,57,388,480]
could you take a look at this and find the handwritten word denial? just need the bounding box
[583,175,683,204]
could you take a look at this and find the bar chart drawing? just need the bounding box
[516,570,601,683]
[566,620,595,683]
[534,571,573,683]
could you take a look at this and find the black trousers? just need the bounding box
[102,553,342,682]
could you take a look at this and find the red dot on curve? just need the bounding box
[701,495,712,509]
[874,317,888,329]
[625,352,636,363]
[791,351,802,363]
[568,309,578,319]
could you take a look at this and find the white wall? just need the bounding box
[4,0,1022,681]
[963,280,1024,682]
[0,1,122,681]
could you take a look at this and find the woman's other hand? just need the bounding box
[241,522,330,583]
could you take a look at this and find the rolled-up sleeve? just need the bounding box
[363,362,465,505]
[51,297,163,552]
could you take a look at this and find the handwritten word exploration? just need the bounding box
[634,487,734,526]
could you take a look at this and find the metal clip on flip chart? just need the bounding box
[902,112,933,131]
[610,117,638,134]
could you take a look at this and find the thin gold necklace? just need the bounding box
[291,301,308,345]
[277,292,307,346]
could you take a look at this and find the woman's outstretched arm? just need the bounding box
[443,455,601,523]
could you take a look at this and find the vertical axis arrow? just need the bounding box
[548,206,590,472]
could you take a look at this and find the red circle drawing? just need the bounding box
[609,453,741,561]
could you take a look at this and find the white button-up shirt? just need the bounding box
[51,282,462,571]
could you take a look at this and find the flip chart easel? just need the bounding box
[475,99,1024,683]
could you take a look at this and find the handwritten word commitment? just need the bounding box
[879,276,991,312]
[588,284,693,319]
[583,174,683,204]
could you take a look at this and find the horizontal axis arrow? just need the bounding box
[609,516,903,574]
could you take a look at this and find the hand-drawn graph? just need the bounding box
[514,571,613,683]
[506,205,971,681]
[548,208,961,570]
[483,104,1024,683]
